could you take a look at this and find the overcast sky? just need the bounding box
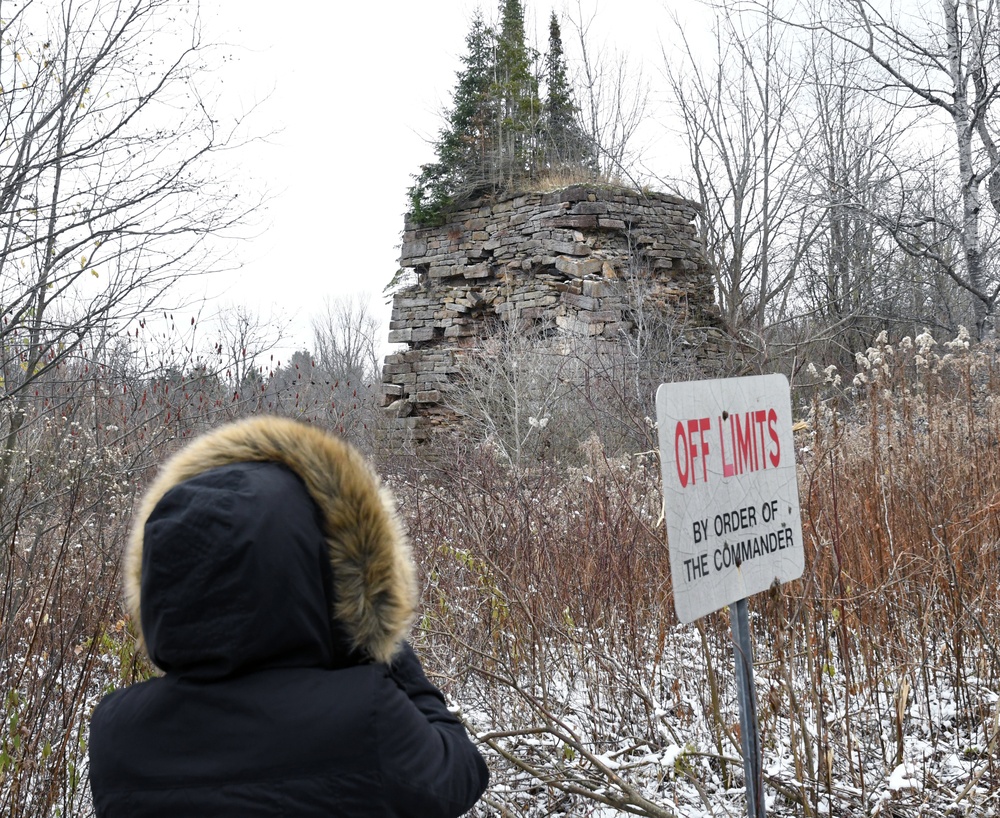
[198,1,692,362]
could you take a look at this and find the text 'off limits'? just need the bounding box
[674,408,781,488]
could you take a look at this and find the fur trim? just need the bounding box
[125,416,417,664]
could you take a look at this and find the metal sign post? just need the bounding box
[731,597,765,818]
[655,375,803,818]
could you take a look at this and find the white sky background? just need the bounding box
[196,1,697,366]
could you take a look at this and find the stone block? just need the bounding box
[572,201,609,215]
[463,263,491,279]
[387,328,412,344]
[385,399,413,418]
[598,218,627,230]
[555,256,604,277]
[543,215,599,230]
[396,296,436,308]
[601,322,631,338]
[555,315,604,336]
[400,239,427,259]
[579,309,620,323]
[556,185,591,203]
[561,292,599,311]
[555,280,583,295]
[527,205,570,221]
[547,241,592,256]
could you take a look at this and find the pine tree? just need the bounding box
[494,0,541,187]
[542,11,593,173]
[444,12,497,189]
[545,12,573,127]
[408,12,498,224]
[408,2,592,226]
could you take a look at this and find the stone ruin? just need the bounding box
[380,184,730,447]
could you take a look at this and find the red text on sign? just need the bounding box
[674,408,781,487]
[674,417,711,487]
[718,408,780,478]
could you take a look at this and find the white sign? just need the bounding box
[655,375,804,623]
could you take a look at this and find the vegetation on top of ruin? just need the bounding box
[407,1,599,226]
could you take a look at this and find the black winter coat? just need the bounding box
[89,418,489,817]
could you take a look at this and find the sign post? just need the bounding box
[655,375,804,818]
[731,596,764,817]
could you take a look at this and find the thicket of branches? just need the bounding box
[665,0,1000,364]
[0,0,259,509]
[0,314,386,816]
[406,330,1000,817]
[0,3,388,811]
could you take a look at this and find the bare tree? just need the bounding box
[790,22,918,361]
[213,303,287,393]
[664,1,816,343]
[567,1,650,182]
[311,294,381,385]
[0,0,256,505]
[301,295,383,446]
[450,316,574,469]
[760,0,1000,339]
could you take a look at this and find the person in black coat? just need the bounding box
[89,416,489,817]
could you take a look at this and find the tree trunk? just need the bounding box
[946,0,992,338]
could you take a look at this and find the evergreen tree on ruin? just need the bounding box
[492,0,541,188]
[408,11,496,225]
[408,2,591,225]
[542,11,593,174]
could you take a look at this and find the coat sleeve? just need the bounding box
[375,642,489,817]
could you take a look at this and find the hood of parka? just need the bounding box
[125,417,417,679]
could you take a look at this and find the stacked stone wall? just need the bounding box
[381,184,731,446]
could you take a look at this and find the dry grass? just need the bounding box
[531,167,640,195]
[7,327,1000,816]
[404,327,1000,816]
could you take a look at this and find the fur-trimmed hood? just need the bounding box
[126,416,417,676]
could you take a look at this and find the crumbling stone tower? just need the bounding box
[381,184,728,446]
